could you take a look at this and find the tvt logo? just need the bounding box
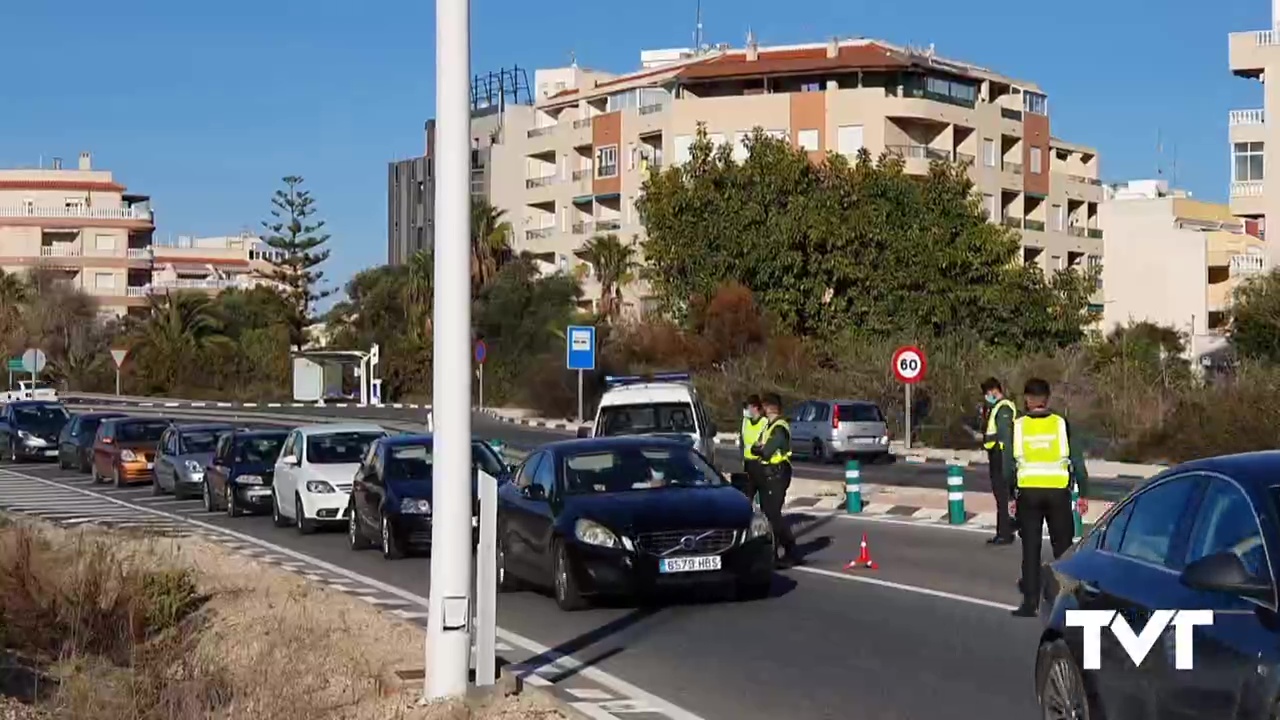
[1065,609,1215,670]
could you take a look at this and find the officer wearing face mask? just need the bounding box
[739,395,766,508]
[980,378,1017,546]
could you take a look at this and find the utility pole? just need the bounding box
[425,0,474,701]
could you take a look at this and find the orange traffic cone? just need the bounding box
[844,532,878,570]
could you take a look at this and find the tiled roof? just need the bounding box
[0,180,126,192]
[676,44,908,81]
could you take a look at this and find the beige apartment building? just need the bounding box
[1100,179,1264,361]
[1228,9,1280,257]
[480,38,1106,311]
[0,153,156,316]
[149,232,283,295]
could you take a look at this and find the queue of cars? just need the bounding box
[1,399,779,612]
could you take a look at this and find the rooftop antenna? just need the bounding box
[1156,127,1164,177]
[694,0,704,53]
[569,50,577,67]
[1171,143,1179,188]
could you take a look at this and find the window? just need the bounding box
[597,403,698,436]
[1030,147,1043,174]
[1234,142,1265,183]
[800,81,822,93]
[515,453,544,489]
[95,234,115,251]
[983,193,997,220]
[561,445,724,494]
[1051,204,1064,231]
[595,145,618,178]
[179,429,223,454]
[765,129,788,141]
[837,125,864,155]
[1185,479,1270,584]
[707,133,726,150]
[733,132,750,161]
[1023,91,1048,115]
[1116,476,1200,566]
[797,129,819,151]
[982,138,996,167]
[532,452,556,496]
[674,135,693,164]
[305,431,387,464]
[94,272,115,290]
[1100,501,1136,553]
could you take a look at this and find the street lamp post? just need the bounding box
[425,0,474,702]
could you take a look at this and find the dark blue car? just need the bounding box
[204,429,290,517]
[347,434,511,560]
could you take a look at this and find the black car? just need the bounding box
[497,436,774,611]
[348,434,511,560]
[0,401,71,462]
[57,411,127,471]
[205,429,289,517]
[1035,451,1280,718]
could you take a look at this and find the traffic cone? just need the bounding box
[844,532,878,570]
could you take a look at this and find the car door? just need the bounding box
[93,422,114,476]
[785,402,809,453]
[58,416,78,462]
[1152,475,1279,718]
[154,429,175,490]
[1087,473,1206,716]
[352,441,381,535]
[274,431,300,516]
[208,434,233,501]
[501,452,545,576]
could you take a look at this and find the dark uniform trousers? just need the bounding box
[758,462,796,549]
[988,448,1015,539]
[741,459,765,504]
[1017,486,1076,605]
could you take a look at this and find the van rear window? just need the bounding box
[598,403,697,436]
[837,404,884,422]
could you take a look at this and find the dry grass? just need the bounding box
[0,517,570,720]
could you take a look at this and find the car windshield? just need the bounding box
[117,421,169,443]
[306,431,385,464]
[597,403,697,436]
[180,430,224,454]
[837,403,884,422]
[12,404,69,431]
[236,436,286,464]
[562,444,724,494]
[384,441,507,482]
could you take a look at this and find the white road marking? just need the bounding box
[793,566,1019,611]
[0,468,711,720]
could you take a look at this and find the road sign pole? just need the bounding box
[425,0,475,699]
[115,367,121,396]
[478,365,484,410]
[565,326,596,426]
[904,382,912,450]
[577,369,584,423]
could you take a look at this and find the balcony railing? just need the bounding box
[886,145,952,162]
[572,169,591,181]
[1000,107,1023,121]
[573,118,593,129]
[1086,228,1104,239]
[1232,180,1264,198]
[527,126,555,138]
[596,219,622,231]
[1230,253,1267,276]
[0,206,153,221]
[1024,219,1046,232]
[1255,30,1280,46]
[1003,162,1023,175]
[126,286,149,297]
[126,248,153,259]
[1230,108,1266,126]
[525,228,554,241]
[638,104,664,116]
[571,222,594,235]
[1068,226,1087,238]
[955,152,975,166]
[525,176,555,189]
[39,245,80,257]
[1067,174,1102,186]
[1002,217,1023,229]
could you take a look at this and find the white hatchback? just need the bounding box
[271,423,389,534]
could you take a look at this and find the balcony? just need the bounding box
[1000,107,1023,121]
[1068,226,1087,238]
[1231,180,1264,198]
[1230,30,1280,78]
[1230,109,1265,126]
[1086,228,1104,239]
[1066,174,1102,186]
[150,278,237,292]
[1002,217,1023,229]
[1024,220,1046,232]
[886,145,952,162]
[525,228,554,241]
[596,219,622,231]
[126,248,154,260]
[571,169,591,181]
[527,126,555,138]
[639,104,664,115]
[1230,252,1267,276]
[1003,162,1023,175]
[573,118,593,129]
[126,286,150,298]
[571,221,595,235]
[525,176,556,189]
[955,152,975,166]
[0,206,153,222]
[39,245,81,257]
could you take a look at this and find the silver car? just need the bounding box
[787,399,890,463]
[153,422,235,499]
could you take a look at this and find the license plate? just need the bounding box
[44,450,58,457]
[248,488,271,496]
[849,437,874,444]
[659,556,722,573]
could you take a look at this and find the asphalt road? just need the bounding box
[65,398,1139,501]
[3,455,1052,719]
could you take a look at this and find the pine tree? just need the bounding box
[260,176,332,349]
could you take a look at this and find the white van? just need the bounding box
[578,373,719,464]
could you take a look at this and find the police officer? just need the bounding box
[980,378,1017,546]
[752,392,801,567]
[739,395,767,508]
[1006,377,1089,617]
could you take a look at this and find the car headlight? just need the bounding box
[574,518,621,549]
[17,430,36,444]
[879,435,890,445]
[305,480,335,493]
[185,460,203,473]
[748,512,772,539]
[119,449,138,462]
[236,474,263,485]
[400,498,431,515]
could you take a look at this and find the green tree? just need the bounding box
[261,175,333,349]
[404,249,434,340]
[1230,268,1280,361]
[471,198,513,298]
[576,233,638,320]
[636,126,1098,348]
[130,292,231,392]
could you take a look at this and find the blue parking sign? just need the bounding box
[565,325,596,371]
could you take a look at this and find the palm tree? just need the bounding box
[471,198,513,297]
[132,292,230,390]
[0,269,28,340]
[404,249,434,340]
[576,233,638,319]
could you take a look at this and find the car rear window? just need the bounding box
[384,441,506,481]
[597,403,697,435]
[117,421,169,443]
[180,430,224,454]
[236,436,286,464]
[562,445,724,494]
[306,431,386,464]
[837,404,884,422]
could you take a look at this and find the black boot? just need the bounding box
[1011,602,1038,618]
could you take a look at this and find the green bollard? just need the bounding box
[845,459,862,513]
[947,463,965,525]
[1071,481,1083,540]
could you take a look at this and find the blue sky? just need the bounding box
[0,0,1268,301]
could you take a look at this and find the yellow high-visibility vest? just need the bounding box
[1012,414,1071,489]
[759,418,793,465]
[983,398,1017,450]
[741,417,767,460]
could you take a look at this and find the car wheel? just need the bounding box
[735,577,772,602]
[811,439,826,464]
[225,485,242,518]
[348,504,371,550]
[1036,639,1090,720]
[380,513,404,560]
[552,540,587,611]
[271,489,289,528]
[78,451,90,473]
[295,496,315,535]
[113,467,124,489]
[5,441,17,463]
[202,480,214,512]
[152,473,165,496]
[57,451,68,470]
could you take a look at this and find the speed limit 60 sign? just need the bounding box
[892,346,926,384]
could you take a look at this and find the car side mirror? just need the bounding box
[576,425,591,439]
[522,484,547,501]
[280,454,299,466]
[505,463,517,474]
[1180,552,1273,601]
[707,421,718,436]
